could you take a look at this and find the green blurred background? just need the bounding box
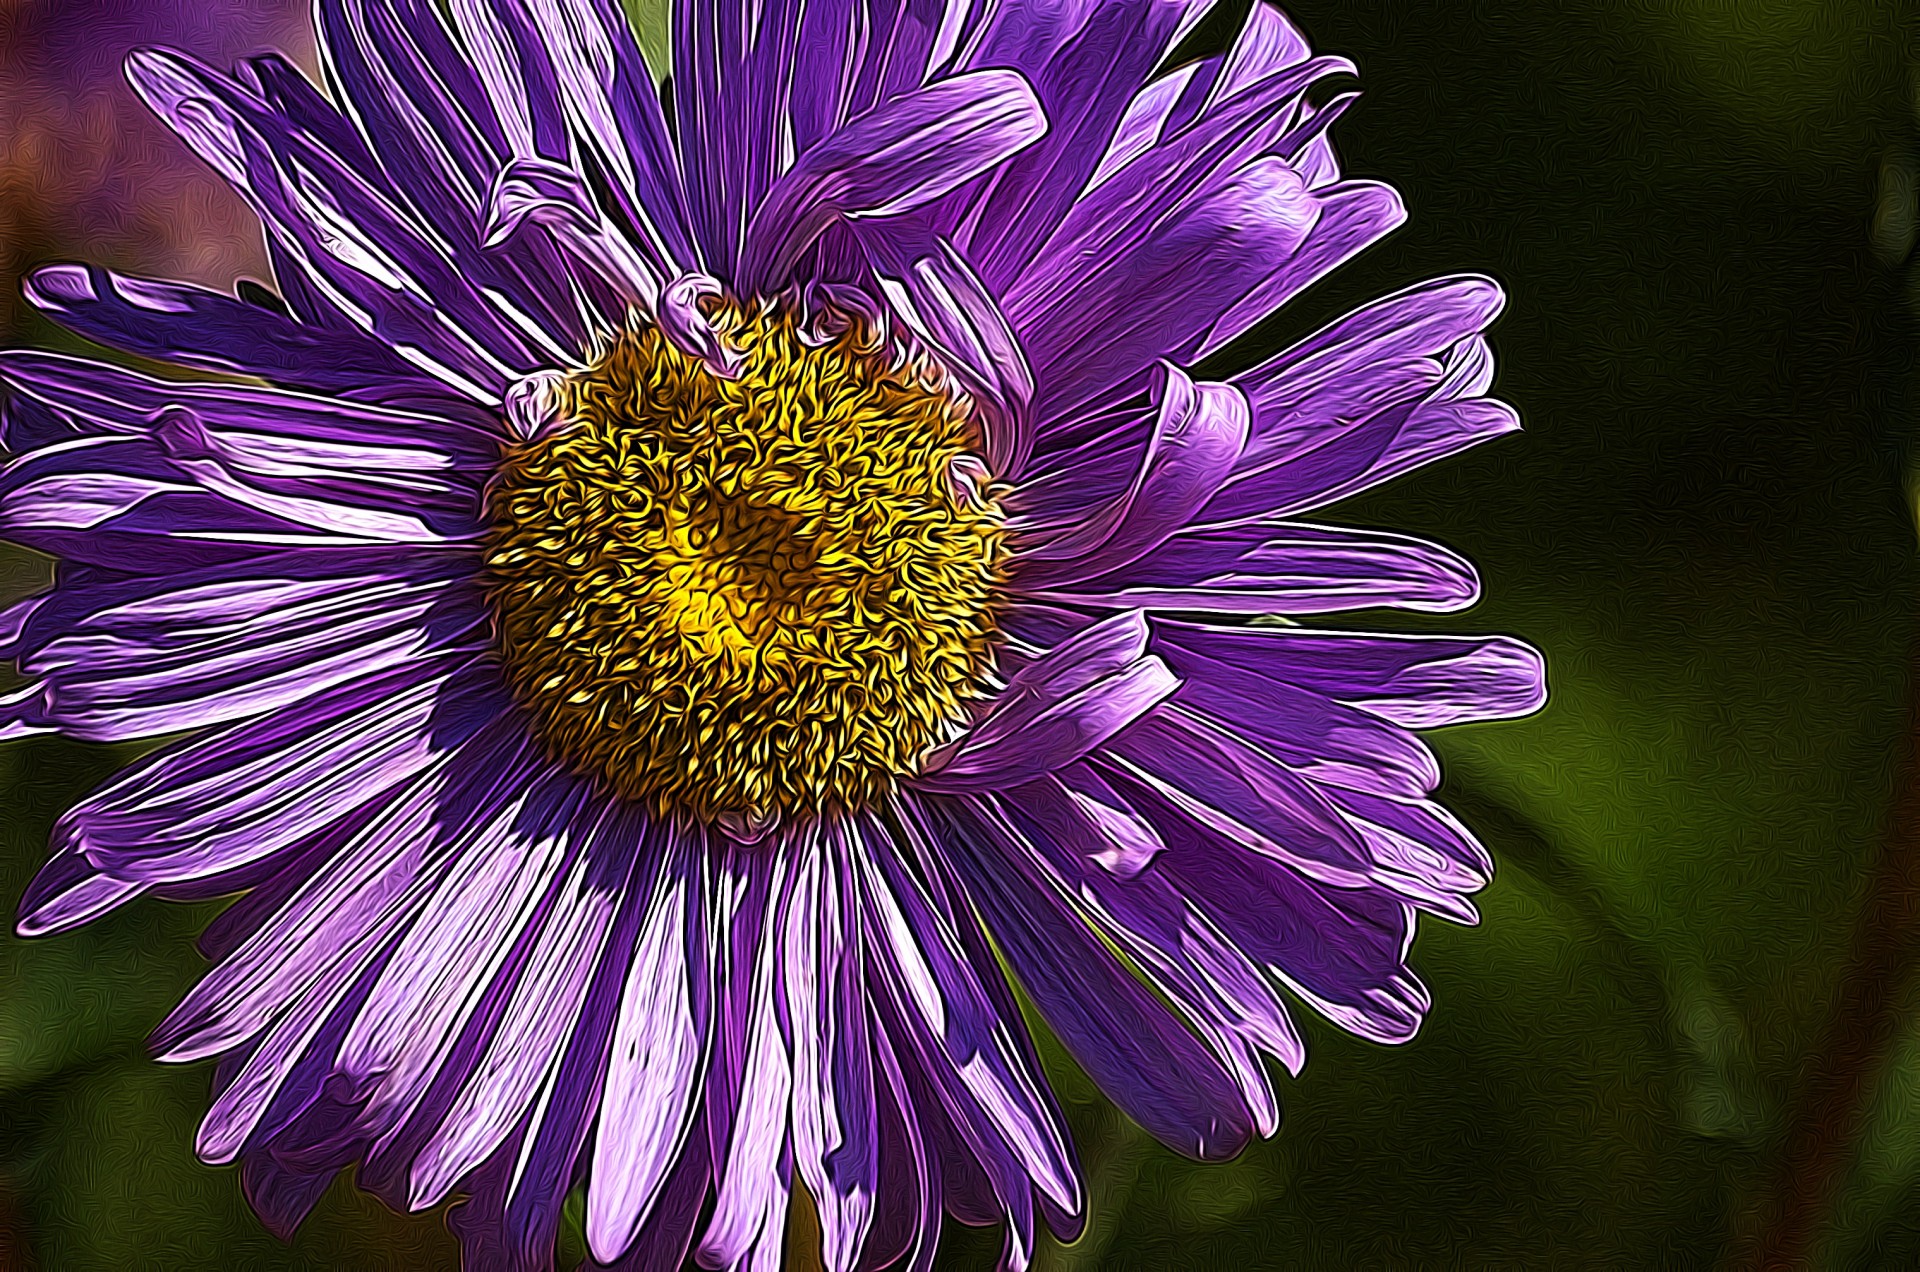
[1,0,1916,1267]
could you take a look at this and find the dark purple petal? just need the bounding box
[1013,365,1248,587]
[995,770,1304,1084]
[853,810,1080,1223]
[314,0,617,347]
[699,842,797,1272]
[516,0,696,268]
[930,794,1262,1160]
[1097,761,1431,1044]
[738,69,1048,295]
[671,0,808,274]
[1105,707,1375,886]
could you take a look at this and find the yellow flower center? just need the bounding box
[484,305,1006,825]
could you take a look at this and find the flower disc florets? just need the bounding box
[485,303,1007,824]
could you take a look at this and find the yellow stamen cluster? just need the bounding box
[485,305,1006,824]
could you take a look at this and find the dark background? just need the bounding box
[1,0,1915,1266]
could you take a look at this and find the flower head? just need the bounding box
[2,1,1546,1268]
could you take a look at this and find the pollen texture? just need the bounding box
[485,306,1007,823]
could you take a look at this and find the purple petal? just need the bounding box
[7,562,486,743]
[738,69,1048,295]
[1014,365,1248,587]
[1159,637,1442,798]
[314,0,617,346]
[1035,520,1482,616]
[853,225,1036,476]
[407,828,626,1207]
[699,846,796,1271]
[1201,176,1408,358]
[1202,276,1520,520]
[60,655,500,885]
[930,794,1262,1160]
[15,844,147,938]
[127,48,542,399]
[323,779,598,1166]
[786,824,881,1272]
[999,770,1304,1079]
[22,265,451,407]
[1009,157,1325,427]
[919,609,1179,791]
[952,0,1201,292]
[152,721,540,1063]
[0,349,501,463]
[1098,762,1431,1044]
[1104,707,1375,886]
[1158,621,1548,728]
[585,832,709,1263]
[854,810,1079,1221]
[671,0,807,274]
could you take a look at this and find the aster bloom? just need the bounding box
[2,0,1544,1267]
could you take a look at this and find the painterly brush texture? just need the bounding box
[0,0,1546,1266]
[0,0,1912,1270]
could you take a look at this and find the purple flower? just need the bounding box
[1,1,1545,1268]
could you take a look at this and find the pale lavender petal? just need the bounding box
[325,777,594,1165]
[699,846,796,1271]
[916,656,1178,791]
[407,825,625,1208]
[152,721,538,1063]
[585,831,708,1263]
[920,609,1169,789]
[855,226,1036,476]
[786,823,881,1272]
[15,844,148,938]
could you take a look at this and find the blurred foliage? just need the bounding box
[1,0,1916,1267]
